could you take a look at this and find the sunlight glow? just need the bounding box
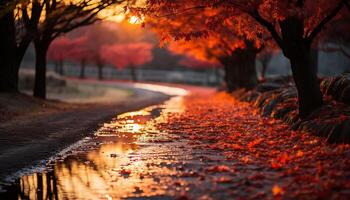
[128,16,144,24]
[98,9,126,22]
[134,83,189,96]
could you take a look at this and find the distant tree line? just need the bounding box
[47,22,154,82]
[0,0,126,99]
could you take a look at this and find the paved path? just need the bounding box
[1,86,350,200]
[0,81,169,179]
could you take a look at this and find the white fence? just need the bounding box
[45,64,223,86]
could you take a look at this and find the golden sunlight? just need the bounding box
[128,16,143,24]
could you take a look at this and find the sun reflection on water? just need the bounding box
[8,96,186,200]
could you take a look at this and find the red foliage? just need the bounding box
[158,91,350,198]
[133,1,277,71]
[48,37,72,62]
[138,0,346,45]
[135,0,348,117]
[48,21,156,66]
[101,42,153,69]
[133,0,347,64]
[48,36,95,64]
[65,37,95,63]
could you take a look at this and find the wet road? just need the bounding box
[1,95,196,200]
[0,81,171,180]
[1,86,350,200]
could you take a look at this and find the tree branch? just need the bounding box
[155,5,207,18]
[151,1,224,18]
[306,2,344,44]
[249,10,284,49]
[51,2,112,40]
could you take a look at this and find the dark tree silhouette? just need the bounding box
[0,0,17,92]
[0,0,125,98]
[31,0,121,99]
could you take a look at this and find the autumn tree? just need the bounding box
[48,20,155,81]
[48,37,72,75]
[166,37,247,91]
[141,5,267,91]
[48,36,94,78]
[32,0,127,98]
[67,22,126,80]
[0,0,126,98]
[245,0,347,117]
[0,0,103,93]
[0,0,49,92]
[139,0,348,118]
[65,37,94,79]
[101,42,153,81]
[49,35,106,80]
[168,36,261,91]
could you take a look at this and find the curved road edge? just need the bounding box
[0,81,182,181]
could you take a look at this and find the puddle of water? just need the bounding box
[0,96,187,200]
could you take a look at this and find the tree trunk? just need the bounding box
[280,17,323,118]
[260,54,272,81]
[54,62,59,73]
[130,66,137,82]
[220,48,258,92]
[80,59,86,79]
[232,47,258,89]
[289,49,323,118]
[310,48,318,73]
[58,59,64,76]
[97,64,103,80]
[206,70,210,86]
[0,5,18,92]
[14,39,32,87]
[33,41,49,99]
[261,62,268,80]
[214,67,221,86]
[221,60,235,92]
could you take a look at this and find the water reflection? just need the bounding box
[1,96,186,200]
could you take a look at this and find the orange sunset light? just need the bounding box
[128,15,144,24]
